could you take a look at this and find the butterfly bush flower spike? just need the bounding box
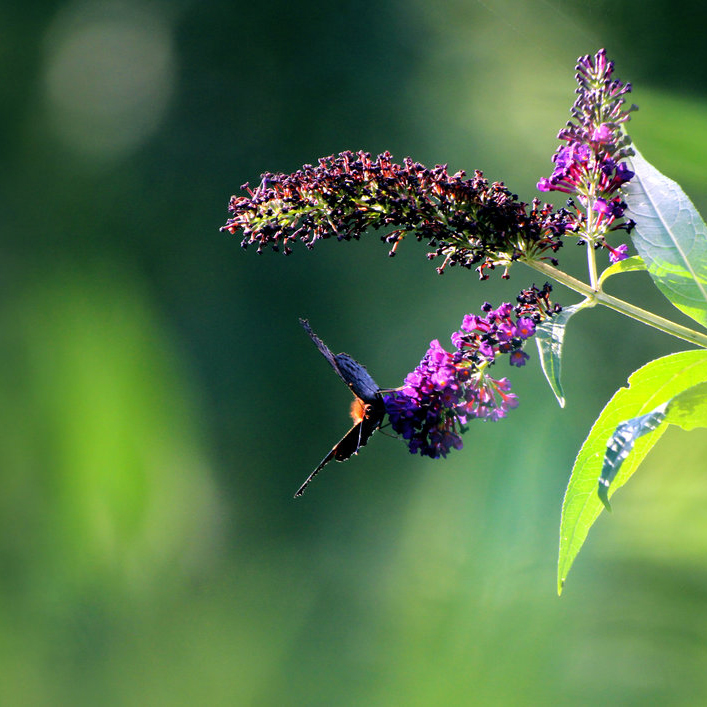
[537,49,637,260]
[223,151,570,279]
[384,285,560,458]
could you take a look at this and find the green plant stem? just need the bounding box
[525,259,707,349]
[585,240,598,290]
[583,193,599,289]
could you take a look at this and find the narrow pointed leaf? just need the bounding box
[597,255,647,288]
[558,349,707,595]
[598,403,668,511]
[625,148,707,328]
[597,379,707,511]
[535,303,585,407]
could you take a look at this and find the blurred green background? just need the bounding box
[3,0,707,704]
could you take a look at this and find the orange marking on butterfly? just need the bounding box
[349,397,367,425]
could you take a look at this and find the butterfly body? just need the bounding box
[295,319,385,497]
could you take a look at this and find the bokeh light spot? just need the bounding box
[43,2,176,161]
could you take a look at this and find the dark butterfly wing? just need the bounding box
[333,402,384,461]
[333,353,380,403]
[300,318,380,403]
[294,402,385,497]
[299,318,340,376]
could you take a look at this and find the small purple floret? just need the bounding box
[593,198,611,215]
[614,162,634,185]
[609,243,629,263]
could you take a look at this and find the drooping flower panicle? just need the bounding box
[383,285,561,459]
[537,49,637,261]
[223,151,569,278]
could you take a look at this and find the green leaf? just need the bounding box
[535,303,585,407]
[664,380,707,431]
[597,255,647,288]
[598,404,668,511]
[557,349,707,595]
[625,147,707,329]
[597,379,707,512]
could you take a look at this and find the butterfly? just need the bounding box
[295,318,385,497]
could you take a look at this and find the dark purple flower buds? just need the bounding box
[223,151,569,279]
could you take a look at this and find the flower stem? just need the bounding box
[524,259,707,349]
[583,192,599,289]
[585,239,598,290]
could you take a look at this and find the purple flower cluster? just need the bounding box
[383,295,551,459]
[222,150,569,278]
[537,49,637,262]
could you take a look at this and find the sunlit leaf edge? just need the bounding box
[598,403,668,511]
[557,348,707,595]
[597,378,707,510]
[625,147,707,329]
[664,379,707,431]
[535,303,586,408]
[597,255,647,289]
